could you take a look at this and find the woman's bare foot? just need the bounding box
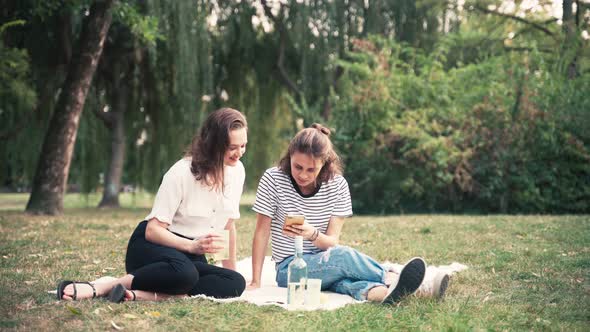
[60,275,134,301]
[61,282,114,301]
[92,276,118,284]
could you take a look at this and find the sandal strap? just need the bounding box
[74,281,97,299]
[72,282,77,300]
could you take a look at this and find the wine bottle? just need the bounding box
[287,235,307,308]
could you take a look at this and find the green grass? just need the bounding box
[0,193,589,331]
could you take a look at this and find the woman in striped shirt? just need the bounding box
[249,124,428,304]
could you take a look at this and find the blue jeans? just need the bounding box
[275,246,386,300]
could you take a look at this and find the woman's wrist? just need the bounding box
[183,238,195,254]
[308,228,320,241]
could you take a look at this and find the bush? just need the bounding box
[332,37,589,214]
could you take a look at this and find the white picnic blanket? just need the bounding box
[52,257,467,310]
[191,256,468,311]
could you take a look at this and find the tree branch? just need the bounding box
[260,0,302,97]
[57,10,72,66]
[472,5,554,36]
[511,18,558,39]
[276,32,302,96]
[503,46,553,53]
[322,65,343,121]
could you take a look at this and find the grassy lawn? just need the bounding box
[0,193,588,331]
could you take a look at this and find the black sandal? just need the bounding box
[56,280,96,300]
[108,284,136,303]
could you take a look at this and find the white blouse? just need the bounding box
[145,158,245,239]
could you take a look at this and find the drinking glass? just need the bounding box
[305,278,322,309]
[212,229,229,261]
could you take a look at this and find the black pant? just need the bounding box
[125,221,245,298]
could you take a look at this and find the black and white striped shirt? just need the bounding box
[253,167,353,263]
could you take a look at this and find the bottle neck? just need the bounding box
[294,236,303,259]
[295,247,303,259]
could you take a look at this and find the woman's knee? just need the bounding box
[227,270,246,296]
[323,245,354,260]
[168,263,200,294]
[218,270,246,298]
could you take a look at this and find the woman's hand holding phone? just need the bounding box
[283,215,316,239]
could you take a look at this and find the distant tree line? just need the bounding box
[0,0,588,214]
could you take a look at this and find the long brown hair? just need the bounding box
[187,108,247,190]
[278,123,342,183]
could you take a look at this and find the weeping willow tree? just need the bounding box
[2,0,462,207]
[89,5,143,207]
[126,0,214,192]
[2,0,215,207]
[73,0,216,201]
[126,0,290,193]
[0,21,38,191]
[211,1,292,188]
[25,0,113,215]
[250,0,452,127]
[0,2,82,194]
[194,0,455,187]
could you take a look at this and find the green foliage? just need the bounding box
[128,0,214,191]
[333,36,590,213]
[16,0,86,22]
[113,2,164,46]
[0,39,36,118]
[2,0,588,216]
[0,22,37,190]
[0,19,26,34]
[70,88,109,194]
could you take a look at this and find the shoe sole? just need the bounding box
[108,284,126,303]
[382,258,426,304]
[437,274,450,298]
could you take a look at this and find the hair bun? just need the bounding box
[311,123,331,136]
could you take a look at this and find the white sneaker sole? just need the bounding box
[435,273,450,298]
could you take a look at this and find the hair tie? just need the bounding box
[311,123,331,136]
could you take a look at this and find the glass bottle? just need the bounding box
[287,236,307,308]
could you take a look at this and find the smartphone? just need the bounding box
[284,215,305,227]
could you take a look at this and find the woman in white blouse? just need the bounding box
[57,108,248,302]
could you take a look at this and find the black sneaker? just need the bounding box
[382,257,426,304]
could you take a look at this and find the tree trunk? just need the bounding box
[98,84,127,208]
[563,0,574,36]
[26,0,114,215]
[562,0,577,79]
